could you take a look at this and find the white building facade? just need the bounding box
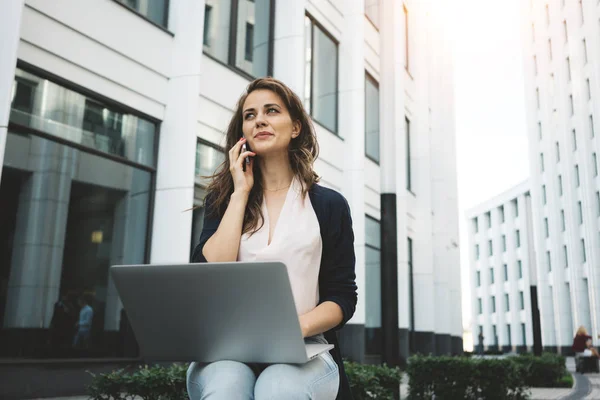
[520,0,600,353]
[467,182,538,353]
[0,0,461,395]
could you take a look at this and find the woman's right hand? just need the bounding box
[229,137,255,195]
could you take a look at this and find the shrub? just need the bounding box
[344,361,402,400]
[406,355,528,400]
[556,373,574,388]
[87,364,188,400]
[509,353,567,388]
[87,361,402,400]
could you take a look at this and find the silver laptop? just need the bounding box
[110,262,334,364]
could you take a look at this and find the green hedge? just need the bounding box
[509,353,569,388]
[344,361,402,400]
[87,361,402,400]
[406,355,529,400]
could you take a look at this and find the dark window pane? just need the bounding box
[10,69,157,167]
[1,132,151,358]
[235,0,270,77]
[311,23,338,133]
[365,75,380,162]
[117,0,169,27]
[203,0,232,63]
[365,246,381,354]
[195,142,225,179]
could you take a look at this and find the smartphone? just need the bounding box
[241,142,251,171]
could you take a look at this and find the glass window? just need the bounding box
[582,238,587,262]
[499,206,505,222]
[572,129,577,150]
[507,324,512,346]
[556,141,560,162]
[542,185,547,204]
[196,141,225,179]
[203,0,272,78]
[505,294,510,311]
[504,264,508,281]
[513,199,519,217]
[488,240,493,256]
[547,251,552,271]
[474,217,479,233]
[522,323,527,346]
[476,271,481,287]
[203,1,231,63]
[365,216,381,355]
[520,291,525,310]
[1,132,151,359]
[516,230,521,247]
[502,235,506,252]
[235,0,271,76]
[365,74,380,162]
[478,298,483,314]
[575,165,580,187]
[493,325,498,346]
[561,209,566,231]
[486,212,491,228]
[490,268,495,284]
[305,15,338,133]
[591,115,595,137]
[491,296,496,313]
[558,175,563,196]
[191,142,225,254]
[10,68,157,168]
[475,244,480,259]
[578,201,583,224]
[540,153,545,172]
[544,218,550,237]
[116,0,169,28]
[564,245,569,267]
[593,153,598,176]
[365,0,379,28]
[518,260,523,279]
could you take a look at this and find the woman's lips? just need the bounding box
[255,132,274,139]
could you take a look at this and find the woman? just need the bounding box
[187,77,357,400]
[573,326,600,357]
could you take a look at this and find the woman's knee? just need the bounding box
[255,364,310,400]
[187,360,256,400]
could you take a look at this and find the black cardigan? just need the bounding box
[191,183,358,400]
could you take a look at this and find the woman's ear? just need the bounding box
[291,120,301,138]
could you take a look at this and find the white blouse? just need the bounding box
[237,177,323,316]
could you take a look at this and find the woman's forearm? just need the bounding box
[298,301,344,338]
[202,191,249,262]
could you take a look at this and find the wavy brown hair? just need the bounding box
[205,77,320,234]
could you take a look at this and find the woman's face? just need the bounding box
[241,89,300,157]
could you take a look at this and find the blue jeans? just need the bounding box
[186,335,339,399]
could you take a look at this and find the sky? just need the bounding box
[452,0,531,338]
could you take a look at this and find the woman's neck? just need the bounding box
[258,153,294,191]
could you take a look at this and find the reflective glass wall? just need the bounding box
[0,68,157,358]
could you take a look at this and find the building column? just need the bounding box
[0,0,25,181]
[3,139,75,328]
[380,0,406,367]
[335,0,366,363]
[150,0,205,263]
[428,1,461,355]
[272,0,305,98]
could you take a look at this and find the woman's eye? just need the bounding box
[244,113,255,120]
[267,108,278,114]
